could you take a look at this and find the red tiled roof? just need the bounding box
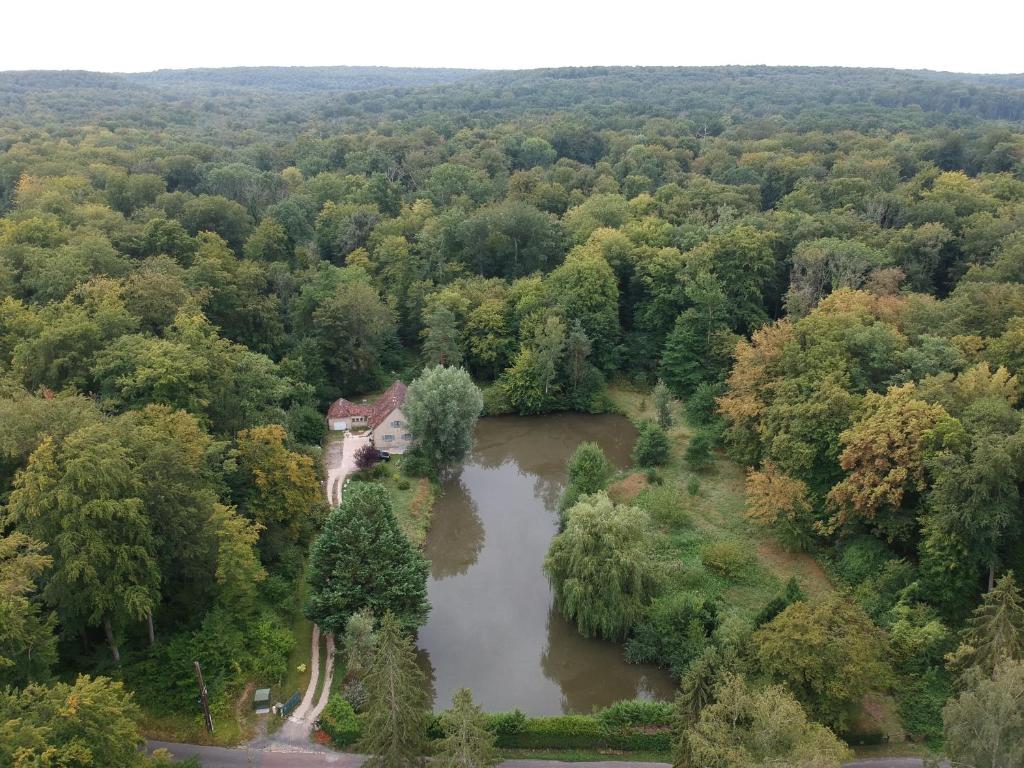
[326,380,407,429]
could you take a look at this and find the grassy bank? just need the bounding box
[607,383,832,627]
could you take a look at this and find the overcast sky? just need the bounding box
[4,0,1022,74]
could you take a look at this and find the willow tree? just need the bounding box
[404,365,483,473]
[544,492,659,640]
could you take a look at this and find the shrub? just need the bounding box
[837,536,897,586]
[684,381,724,426]
[632,420,670,466]
[702,539,756,577]
[645,467,663,484]
[286,403,327,446]
[596,699,674,728]
[481,383,513,416]
[354,443,381,470]
[895,666,951,744]
[401,450,434,478]
[485,709,527,737]
[636,484,691,528]
[687,476,701,495]
[567,442,611,494]
[396,478,411,491]
[685,429,715,471]
[497,715,604,748]
[319,695,361,746]
[626,592,719,676]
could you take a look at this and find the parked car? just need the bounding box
[377,451,391,461]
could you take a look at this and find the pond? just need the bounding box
[416,414,677,715]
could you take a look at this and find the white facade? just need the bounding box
[371,406,413,454]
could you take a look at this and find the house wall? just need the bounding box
[372,406,413,453]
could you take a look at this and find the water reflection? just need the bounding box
[422,472,485,579]
[417,414,677,715]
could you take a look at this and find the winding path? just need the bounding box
[270,432,368,746]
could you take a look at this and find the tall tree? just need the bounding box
[943,659,1024,768]
[306,483,429,634]
[404,366,484,473]
[947,571,1024,677]
[0,532,57,687]
[358,613,430,768]
[433,688,499,768]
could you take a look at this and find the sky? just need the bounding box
[4,0,1023,74]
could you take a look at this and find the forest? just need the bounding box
[1,65,1024,767]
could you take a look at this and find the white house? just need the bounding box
[326,380,414,453]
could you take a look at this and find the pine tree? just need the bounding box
[433,688,499,768]
[358,613,430,768]
[305,483,429,635]
[653,380,673,429]
[950,571,1024,677]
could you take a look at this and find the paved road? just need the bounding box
[150,741,938,768]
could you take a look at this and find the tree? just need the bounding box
[633,420,670,467]
[947,571,1024,677]
[560,441,611,518]
[745,461,816,550]
[306,483,429,634]
[358,613,430,768]
[545,492,660,640]
[0,532,57,687]
[421,304,463,367]
[943,660,1024,768]
[232,424,324,562]
[6,431,160,663]
[433,688,499,768]
[684,430,714,472]
[827,384,953,538]
[545,250,620,371]
[404,366,484,473]
[0,675,144,768]
[752,592,890,729]
[653,380,673,429]
[674,674,851,768]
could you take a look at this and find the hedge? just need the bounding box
[328,698,673,752]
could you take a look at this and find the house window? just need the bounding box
[383,434,394,442]
[402,433,413,440]
[391,420,402,428]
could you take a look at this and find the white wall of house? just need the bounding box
[329,418,348,431]
[371,407,413,453]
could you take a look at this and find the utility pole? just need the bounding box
[193,660,214,734]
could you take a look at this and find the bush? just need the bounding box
[632,420,670,466]
[645,467,663,484]
[567,442,611,494]
[685,382,725,426]
[596,699,674,728]
[396,478,411,490]
[400,450,435,478]
[319,695,361,746]
[702,539,756,577]
[626,592,719,676]
[636,484,690,528]
[837,536,897,586]
[687,476,701,495]
[685,429,715,471]
[354,443,381,470]
[485,708,527,737]
[894,666,951,744]
[481,383,513,416]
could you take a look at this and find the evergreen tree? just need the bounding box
[421,304,463,367]
[306,483,429,634]
[949,571,1024,677]
[433,688,499,768]
[633,420,670,467]
[653,380,673,429]
[358,613,430,768]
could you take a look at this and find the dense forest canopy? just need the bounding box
[2,64,1024,761]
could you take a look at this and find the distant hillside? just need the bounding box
[123,65,487,93]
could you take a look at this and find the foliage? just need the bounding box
[653,380,673,429]
[319,695,362,746]
[674,674,851,768]
[358,613,430,768]
[701,539,756,577]
[0,531,57,687]
[305,483,429,634]
[684,430,715,472]
[943,660,1024,768]
[626,592,719,677]
[355,443,382,470]
[545,492,660,640]
[0,675,144,768]
[632,420,670,467]
[433,688,499,768]
[752,592,891,729]
[404,365,484,473]
[946,571,1024,678]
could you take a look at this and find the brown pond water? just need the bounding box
[416,414,677,715]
